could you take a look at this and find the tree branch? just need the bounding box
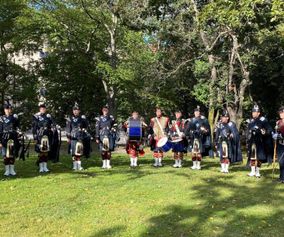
[206,31,228,52]
[80,0,101,25]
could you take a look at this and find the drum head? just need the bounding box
[171,138,183,143]
[157,137,168,147]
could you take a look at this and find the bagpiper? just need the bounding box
[95,106,117,169]
[124,111,147,167]
[246,104,273,177]
[215,110,242,173]
[185,106,213,170]
[0,103,20,176]
[169,109,187,168]
[273,106,284,183]
[148,107,170,167]
[32,103,58,172]
[66,103,91,170]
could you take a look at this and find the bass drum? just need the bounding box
[128,120,142,141]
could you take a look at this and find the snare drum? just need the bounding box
[171,138,184,152]
[157,137,172,152]
[128,120,142,141]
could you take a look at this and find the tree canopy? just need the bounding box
[0,0,283,128]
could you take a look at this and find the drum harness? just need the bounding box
[155,117,166,137]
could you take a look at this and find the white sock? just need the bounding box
[106,160,111,168]
[4,165,10,176]
[77,160,83,170]
[221,163,225,172]
[43,162,49,172]
[196,161,201,170]
[173,160,177,167]
[133,158,137,166]
[226,163,229,172]
[9,165,16,176]
[130,158,134,166]
[39,163,44,172]
[154,158,158,166]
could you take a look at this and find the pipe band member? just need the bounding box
[215,109,242,173]
[124,111,147,167]
[246,104,273,178]
[95,106,117,169]
[273,106,284,183]
[32,103,56,173]
[66,103,90,171]
[148,107,170,167]
[185,106,213,170]
[0,103,20,176]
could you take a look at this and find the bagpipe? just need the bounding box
[248,125,263,139]
[246,123,264,154]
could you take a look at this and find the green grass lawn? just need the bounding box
[1,148,284,237]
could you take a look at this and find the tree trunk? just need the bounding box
[226,32,250,130]
[208,54,217,132]
[190,0,221,131]
[81,3,118,116]
[102,79,116,116]
[103,11,118,116]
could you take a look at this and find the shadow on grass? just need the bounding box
[89,225,126,237]
[140,176,284,237]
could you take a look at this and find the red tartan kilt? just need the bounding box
[126,141,145,157]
